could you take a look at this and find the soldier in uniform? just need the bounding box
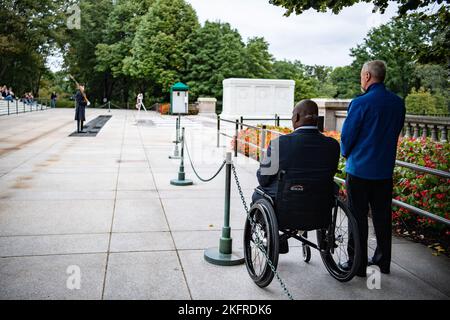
[75,84,89,133]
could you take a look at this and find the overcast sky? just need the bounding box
[186,0,398,67]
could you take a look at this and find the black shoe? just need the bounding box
[368,258,390,274]
[339,261,366,277]
[356,271,367,278]
[279,239,289,254]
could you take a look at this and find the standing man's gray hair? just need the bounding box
[362,60,387,82]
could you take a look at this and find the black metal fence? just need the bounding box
[216,115,450,227]
[0,98,53,116]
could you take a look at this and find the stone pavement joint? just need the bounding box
[0,109,448,300]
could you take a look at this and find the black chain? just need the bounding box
[184,138,226,182]
[231,164,294,300]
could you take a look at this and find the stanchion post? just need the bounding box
[169,115,180,159]
[240,116,243,130]
[204,152,244,266]
[234,119,238,157]
[177,114,181,141]
[260,125,267,159]
[15,100,18,114]
[170,127,193,186]
[216,115,220,148]
[7,100,10,115]
[108,101,111,113]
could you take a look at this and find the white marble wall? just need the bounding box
[220,78,295,120]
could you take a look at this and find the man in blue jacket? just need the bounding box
[341,60,405,276]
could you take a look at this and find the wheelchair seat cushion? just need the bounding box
[275,177,334,231]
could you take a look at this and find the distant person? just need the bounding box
[28,92,34,105]
[340,60,406,277]
[136,93,143,110]
[75,84,90,133]
[1,85,7,99]
[50,92,57,108]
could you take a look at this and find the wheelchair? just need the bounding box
[244,170,362,287]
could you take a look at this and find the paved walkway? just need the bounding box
[0,109,448,300]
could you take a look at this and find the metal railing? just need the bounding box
[216,115,450,227]
[402,115,449,142]
[0,98,53,116]
[334,111,449,142]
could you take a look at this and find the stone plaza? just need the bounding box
[0,108,448,300]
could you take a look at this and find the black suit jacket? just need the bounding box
[257,128,340,198]
[75,91,87,107]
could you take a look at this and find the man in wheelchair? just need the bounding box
[252,99,340,254]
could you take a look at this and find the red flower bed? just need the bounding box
[234,126,449,255]
[392,138,449,255]
[159,103,170,114]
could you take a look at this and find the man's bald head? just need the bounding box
[292,99,319,129]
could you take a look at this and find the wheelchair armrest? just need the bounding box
[254,187,275,206]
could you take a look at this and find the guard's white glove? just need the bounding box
[87,101,91,107]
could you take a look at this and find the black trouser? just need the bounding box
[77,120,84,132]
[346,173,393,273]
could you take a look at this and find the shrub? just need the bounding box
[159,103,170,114]
[392,138,449,250]
[56,99,75,108]
[405,88,448,115]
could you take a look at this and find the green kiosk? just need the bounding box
[170,82,189,115]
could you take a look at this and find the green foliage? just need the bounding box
[245,37,274,79]
[350,15,434,98]
[330,66,360,98]
[0,0,68,96]
[269,1,449,66]
[64,0,114,102]
[272,60,315,101]
[269,0,445,16]
[4,0,447,110]
[406,88,449,115]
[393,138,449,236]
[96,0,154,76]
[185,21,247,100]
[123,0,199,95]
[272,60,338,101]
[413,64,449,96]
[56,99,75,108]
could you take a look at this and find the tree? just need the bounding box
[245,37,274,79]
[349,15,434,98]
[0,0,68,96]
[64,0,114,103]
[185,21,248,100]
[304,65,337,98]
[123,0,199,98]
[268,0,447,16]
[330,66,360,98]
[405,88,448,115]
[413,64,449,94]
[95,0,155,103]
[272,60,319,102]
[269,1,449,66]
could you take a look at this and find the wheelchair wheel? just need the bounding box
[318,197,361,282]
[302,244,311,263]
[244,199,279,288]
